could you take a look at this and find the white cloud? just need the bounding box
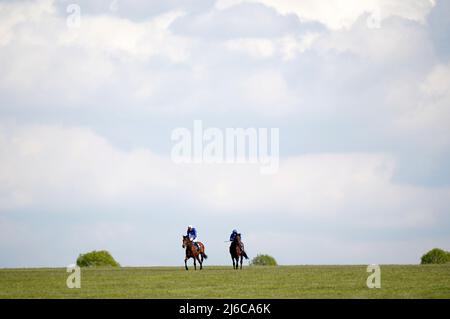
[313,15,433,63]
[0,0,188,61]
[0,125,178,211]
[223,38,275,58]
[239,69,298,114]
[0,0,437,118]
[278,33,319,59]
[1,124,448,230]
[61,11,189,63]
[0,0,55,46]
[222,33,320,60]
[421,62,450,97]
[0,0,190,100]
[216,0,435,30]
[395,62,450,148]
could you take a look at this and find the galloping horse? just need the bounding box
[229,233,248,270]
[182,235,208,270]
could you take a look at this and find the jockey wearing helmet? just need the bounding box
[187,225,200,250]
[229,229,238,242]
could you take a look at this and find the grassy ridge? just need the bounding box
[0,265,449,298]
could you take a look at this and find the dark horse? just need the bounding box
[182,235,208,270]
[229,233,248,269]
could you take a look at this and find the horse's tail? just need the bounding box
[199,242,208,259]
[242,251,249,259]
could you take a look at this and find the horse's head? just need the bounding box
[182,235,189,248]
[236,233,242,242]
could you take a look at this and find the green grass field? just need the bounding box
[1,265,449,298]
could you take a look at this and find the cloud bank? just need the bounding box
[0,0,449,266]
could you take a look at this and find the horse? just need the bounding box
[229,233,248,270]
[182,235,208,270]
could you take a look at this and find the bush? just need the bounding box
[420,248,450,264]
[250,254,277,266]
[76,250,120,267]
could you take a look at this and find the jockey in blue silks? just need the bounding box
[229,229,238,242]
[187,225,200,250]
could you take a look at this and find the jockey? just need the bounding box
[229,229,238,242]
[187,225,200,250]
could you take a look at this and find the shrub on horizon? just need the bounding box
[76,250,120,267]
[420,248,450,264]
[250,254,278,266]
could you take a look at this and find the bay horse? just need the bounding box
[182,235,208,270]
[229,233,248,269]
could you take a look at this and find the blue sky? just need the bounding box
[0,0,449,267]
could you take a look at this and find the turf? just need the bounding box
[0,265,449,298]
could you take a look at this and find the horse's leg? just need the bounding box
[193,256,197,270]
[231,256,235,269]
[184,257,188,271]
[234,257,238,270]
[240,255,243,269]
[197,256,202,270]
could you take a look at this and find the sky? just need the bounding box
[0,0,449,267]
